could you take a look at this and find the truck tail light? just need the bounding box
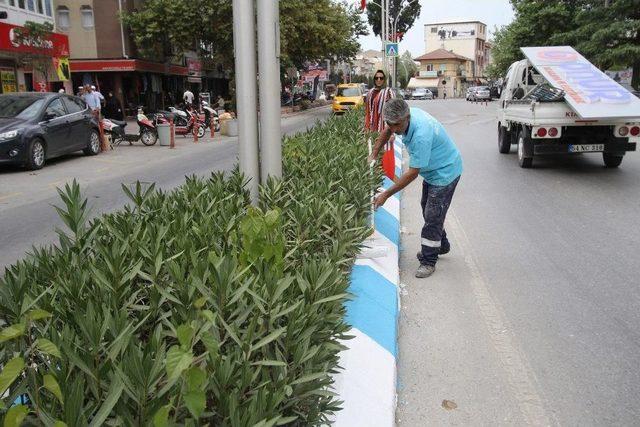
[630,126,640,136]
[618,126,629,136]
[537,127,547,137]
[548,127,558,137]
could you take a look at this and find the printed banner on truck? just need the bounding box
[521,46,640,119]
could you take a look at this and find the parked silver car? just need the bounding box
[468,86,491,101]
[411,88,433,100]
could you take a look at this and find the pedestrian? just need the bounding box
[364,69,394,133]
[372,99,463,278]
[183,88,194,106]
[77,86,84,97]
[103,91,123,120]
[82,84,101,115]
[91,85,105,106]
[443,89,447,100]
[217,94,225,110]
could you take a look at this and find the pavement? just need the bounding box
[396,99,640,426]
[0,106,332,270]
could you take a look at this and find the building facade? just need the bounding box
[0,0,71,93]
[409,49,473,98]
[55,0,228,113]
[424,20,490,78]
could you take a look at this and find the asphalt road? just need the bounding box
[0,106,332,271]
[396,99,640,426]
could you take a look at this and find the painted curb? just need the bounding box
[333,137,403,426]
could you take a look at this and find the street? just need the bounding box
[397,99,640,425]
[0,107,332,270]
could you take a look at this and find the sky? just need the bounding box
[357,0,516,57]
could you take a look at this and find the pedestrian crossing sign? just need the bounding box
[385,42,399,57]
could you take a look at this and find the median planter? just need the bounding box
[0,111,378,425]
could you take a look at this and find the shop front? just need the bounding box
[0,21,71,94]
[70,59,189,115]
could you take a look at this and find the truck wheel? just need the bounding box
[498,126,511,154]
[517,128,533,168]
[603,153,623,168]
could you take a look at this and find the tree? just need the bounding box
[122,0,367,70]
[488,0,640,88]
[12,21,55,89]
[365,0,421,40]
[397,50,417,88]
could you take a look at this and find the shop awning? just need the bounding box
[407,77,439,89]
[70,59,188,76]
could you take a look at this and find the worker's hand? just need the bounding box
[367,153,376,164]
[373,191,389,210]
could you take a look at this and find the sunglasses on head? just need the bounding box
[374,76,385,81]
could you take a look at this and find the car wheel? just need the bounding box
[603,153,623,168]
[141,130,157,146]
[517,128,533,168]
[83,129,101,155]
[26,138,46,170]
[498,125,511,154]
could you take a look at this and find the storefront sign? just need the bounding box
[71,59,188,76]
[0,68,17,93]
[302,69,327,83]
[522,46,640,119]
[53,57,70,81]
[419,70,437,78]
[0,22,69,57]
[434,23,477,40]
[186,58,202,76]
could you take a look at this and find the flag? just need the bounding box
[360,0,366,10]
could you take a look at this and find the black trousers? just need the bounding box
[419,176,460,266]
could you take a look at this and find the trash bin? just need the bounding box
[157,123,171,146]
[226,119,238,137]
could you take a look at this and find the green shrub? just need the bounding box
[0,111,379,426]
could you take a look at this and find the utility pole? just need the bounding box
[258,0,281,181]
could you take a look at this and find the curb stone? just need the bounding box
[332,137,404,426]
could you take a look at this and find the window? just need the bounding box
[439,64,446,71]
[426,64,433,71]
[44,0,51,16]
[36,0,43,14]
[80,5,94,29]
[27,0,34,11]
[431,27,437,33]
[62,96,85,114]
[18,0,25,9]
[44,98,66,119]
[57,6,69,30]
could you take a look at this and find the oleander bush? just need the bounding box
[0,111,379,426]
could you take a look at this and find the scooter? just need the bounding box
[102,108,158,147]
[200,101,220,132]
[161,107,206,138]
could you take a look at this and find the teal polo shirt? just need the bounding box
[403,107,462,186]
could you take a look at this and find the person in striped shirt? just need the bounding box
[365,69,395,133]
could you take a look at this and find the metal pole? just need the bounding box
[258,0,282,181]
[233,0,260,203]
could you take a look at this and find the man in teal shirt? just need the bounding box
[372,99,462,278]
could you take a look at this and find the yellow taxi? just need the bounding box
[332,83,365,114]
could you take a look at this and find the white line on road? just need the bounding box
[448,209,554,426]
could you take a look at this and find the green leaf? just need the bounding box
[184,390,205,419]
[0,356,24,396]
[290,372,326,386]
[54,422,68,427]
[176,324,194,348]
[153,405,171,427]
[193,296,207,309]
[251,360,287,367]
[312,293,350,306]
[88,377,124,427]
[185,367,206,391]
[0,323,25,343]
[36,338,62,358]
[165,346,193,380]
[43,374,64,404]
[26,308,53,321]
[250,327,286,353]
[3,404,28,427]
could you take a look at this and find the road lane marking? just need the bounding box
[448,209,553,426]
[0,192,22,201]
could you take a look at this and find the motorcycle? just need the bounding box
[102,108,158,147]
[157,107,206,138]
[200,101,220,132]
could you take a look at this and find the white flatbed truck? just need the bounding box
[497,46,640,168]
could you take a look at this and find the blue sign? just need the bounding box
[385,43,399,58]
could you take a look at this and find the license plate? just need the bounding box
[568,144,604,153]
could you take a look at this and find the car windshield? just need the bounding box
[478,86,489,91]
[0,97,45,119]
[337,87,361,97]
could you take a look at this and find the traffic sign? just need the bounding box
[385,42,399,57]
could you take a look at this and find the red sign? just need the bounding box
[0,22,69,57]
[186,58,202,76]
